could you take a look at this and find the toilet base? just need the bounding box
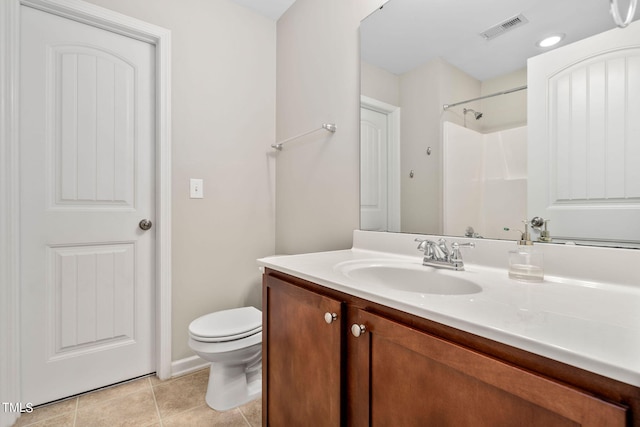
[205,360,262,411]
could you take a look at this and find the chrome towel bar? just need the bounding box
[271,123,337,150]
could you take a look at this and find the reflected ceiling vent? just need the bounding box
[480,13,529,40]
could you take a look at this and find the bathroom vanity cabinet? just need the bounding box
[263,268,639,426]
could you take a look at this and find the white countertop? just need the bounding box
[258,231,640,387]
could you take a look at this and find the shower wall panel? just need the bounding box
[443,122,527,239]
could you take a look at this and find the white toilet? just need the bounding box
[188,306,262,411]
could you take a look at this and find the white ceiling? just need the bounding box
[361,0,638,81]
[228,0,296,20]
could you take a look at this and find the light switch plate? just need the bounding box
[190,178,204,199]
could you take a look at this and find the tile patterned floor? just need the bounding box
[12,368,261,427]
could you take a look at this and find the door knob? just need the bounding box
[324,312,338,324]
[351,324,366,337]
[139,219,152,230]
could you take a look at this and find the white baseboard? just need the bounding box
[170,355,210,378]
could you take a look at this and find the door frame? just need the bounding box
[360,95,401,232]
[1,0,172,420]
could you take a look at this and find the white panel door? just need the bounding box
[20,6,156,405]
[360,107,389,231]
[528,20,640,244]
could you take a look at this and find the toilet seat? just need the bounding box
[189,306,262,343]
[190,326,261,343]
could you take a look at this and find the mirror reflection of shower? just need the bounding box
[463,108,483,127]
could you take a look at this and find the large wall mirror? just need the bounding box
[360,0,640,248]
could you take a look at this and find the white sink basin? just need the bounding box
[336,260,482,295]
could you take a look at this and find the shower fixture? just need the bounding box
[463,108,483,127]
[463,108,483,120]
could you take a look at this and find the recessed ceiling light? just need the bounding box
[537,34,565,48]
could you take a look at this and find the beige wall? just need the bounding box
[84,0,276,362]
[361,60,400,107]
[480,68,527,132]
[274,0,385,254]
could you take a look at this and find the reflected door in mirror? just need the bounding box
[361,107,390,231]
[528,20,640,244]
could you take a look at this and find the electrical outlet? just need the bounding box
[190,178,204,199]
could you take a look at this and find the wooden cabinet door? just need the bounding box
[263,275,344,426]
[348,309,628,427]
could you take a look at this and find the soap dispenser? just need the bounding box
[506,221,544,282]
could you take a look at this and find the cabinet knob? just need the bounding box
[351,324,366,337]
[324,312,338,324]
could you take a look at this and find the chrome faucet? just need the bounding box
[464,226,483,239]
[415,238,475,271]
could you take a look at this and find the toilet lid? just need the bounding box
[189,306,262,342]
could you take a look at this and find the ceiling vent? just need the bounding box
[480,14,529,40]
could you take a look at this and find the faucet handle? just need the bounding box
[415,238,431,251]
[451,242,475,249]
[451,242,475,255]
[415,238,438,260]
[415,238,426,250]
[450,242,475,269]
